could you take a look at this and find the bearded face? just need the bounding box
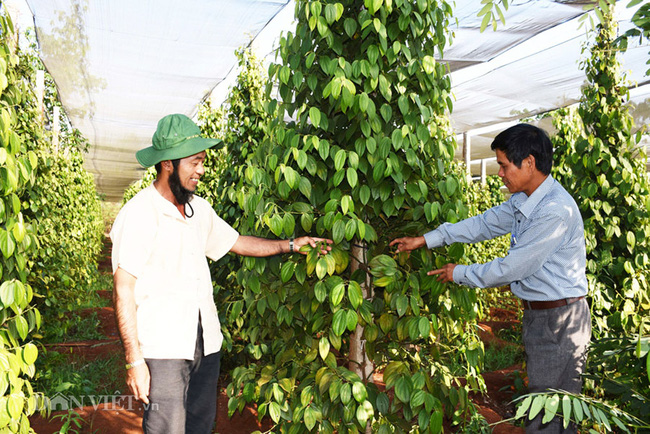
[169,160,194,206]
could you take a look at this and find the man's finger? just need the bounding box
[135,382,150,404]
[310,237,333,244]
[311,238,332,253]
[427,269,443,275]
[128,382,148,404]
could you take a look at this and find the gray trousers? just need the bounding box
[522,298,591,433]
[143,321,222,434]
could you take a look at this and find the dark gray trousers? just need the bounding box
[522,298,591,433]
[143,321,222,434]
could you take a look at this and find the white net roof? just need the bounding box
[4,0,650,200]
[15,0,294,200]
[447,1,650,176]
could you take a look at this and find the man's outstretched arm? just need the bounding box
[230,235,332,257]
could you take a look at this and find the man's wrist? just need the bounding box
[289,238,294,253]
[125,359,145,370]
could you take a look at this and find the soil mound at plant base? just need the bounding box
[489,307,519,322]
[472,363,525,433]
[476,321,520,349]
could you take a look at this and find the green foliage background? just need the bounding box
[0,13,45,432]
[551,6,650,340]
[17,34,104,338]
[0,15,106,431]
[462,175,508,269]
[461,175,513,318]
[118,1,650,433]
[121,5,518,433]
[122,167,155,205]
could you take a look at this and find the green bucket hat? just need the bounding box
[135,114,222,168]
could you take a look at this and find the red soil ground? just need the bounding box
[30,298,273,434]
[30,239,525,432]
[30,308,525,433]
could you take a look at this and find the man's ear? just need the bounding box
[526,155,536,171]
[161,160,173,172]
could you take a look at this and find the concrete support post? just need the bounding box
[481,158,487,185]
[463,131,471,183]
[36,70,45,125]
[52,105,60,151]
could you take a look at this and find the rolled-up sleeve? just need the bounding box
[204,211,239,261]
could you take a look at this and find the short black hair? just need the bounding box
[490,124,553,175]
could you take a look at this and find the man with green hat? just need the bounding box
[110,113,331,434]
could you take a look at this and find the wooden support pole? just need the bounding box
[348,242,373,434]
[348,242,374,382]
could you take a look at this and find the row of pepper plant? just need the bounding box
[0,12,106,431]
[0,13,45,432]
[17,33,104,336]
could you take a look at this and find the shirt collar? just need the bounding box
[513,175,555,218]
[148,184,187,222]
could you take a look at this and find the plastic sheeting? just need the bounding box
[10,0,650,199]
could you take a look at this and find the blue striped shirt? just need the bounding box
[423,176,587,301]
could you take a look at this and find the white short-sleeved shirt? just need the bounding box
[110,184,239,360]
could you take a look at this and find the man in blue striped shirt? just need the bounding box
[390,124,591,433]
